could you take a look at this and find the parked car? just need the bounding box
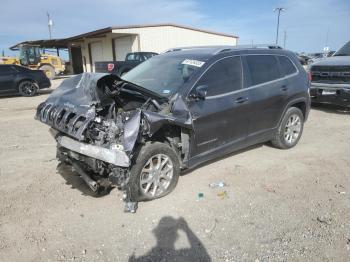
[0,64,51,96]
[95,52,157,76]
[309,41,350,107]
[36,46,310,212]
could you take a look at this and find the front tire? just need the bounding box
[39,65,55,80]
[18,80,38,97]
[271,107,304,149]
[129,142,180,201]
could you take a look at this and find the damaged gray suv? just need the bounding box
[36,46,310,212]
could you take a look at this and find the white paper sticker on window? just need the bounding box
[182,59,205,68]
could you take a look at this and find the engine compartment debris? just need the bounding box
[36,73,193,212]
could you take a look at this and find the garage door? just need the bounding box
[90,41,103,72]
[114,36,132,61]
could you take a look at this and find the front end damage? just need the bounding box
[36,73,191,212]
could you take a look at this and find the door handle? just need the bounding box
[280,85,288,91]
[235,97,248,104]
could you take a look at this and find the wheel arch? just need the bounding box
[144,124,191,168]
[39,63,54,69]
[17,78,37,88]
[278,97,309,126]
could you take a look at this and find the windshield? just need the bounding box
[122,55,206,96]
[333,41,350,56]
[19,46,41,65]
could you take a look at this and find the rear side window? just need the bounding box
[126,53,140,61]
[245,55,281,86]
[197,56,242,96]
[278,56,297,76]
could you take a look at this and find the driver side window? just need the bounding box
[197,56,242,97]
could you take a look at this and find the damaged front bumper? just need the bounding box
[56,134,130,167]
[310,82,350,107]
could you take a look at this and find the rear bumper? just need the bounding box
[39,79,51,89]
[310,82,350,107]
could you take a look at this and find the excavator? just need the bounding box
[0,44,65,79]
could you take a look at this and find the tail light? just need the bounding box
[307,71,312,81]
[107,63,114,72]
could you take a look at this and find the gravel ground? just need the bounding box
[0,78,349,262]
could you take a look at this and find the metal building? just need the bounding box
[12,24,238,74]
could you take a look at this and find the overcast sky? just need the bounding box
[1,0,349,56]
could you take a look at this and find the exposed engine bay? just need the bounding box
[36,73,191,212]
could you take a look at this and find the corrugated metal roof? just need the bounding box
[10,23,238,50]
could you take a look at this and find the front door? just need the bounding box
[0,65,16,93]
[187,56,250,156]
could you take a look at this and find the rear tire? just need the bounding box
[271,107,304,149]
[129,142,180,201]
[18,80,38,97]
[40,65,55,80]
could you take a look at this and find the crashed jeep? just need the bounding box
[36,46,309,213]
[36,52,199,212]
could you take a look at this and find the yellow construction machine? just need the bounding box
[0,44,65,79]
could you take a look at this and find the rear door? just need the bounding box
[188,56,250,156]
[243,54,287,136]
[0,65,16,93]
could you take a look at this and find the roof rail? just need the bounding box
[215,44,283,54]
[163,45,234,53]
[234,44,282,49]
[163,44,283,55]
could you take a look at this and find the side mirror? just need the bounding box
[190,85,208,100]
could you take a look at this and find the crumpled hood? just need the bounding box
[43,73,115,111]
[35,73,120,141]
[311,56,350,67]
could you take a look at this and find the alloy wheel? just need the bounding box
[21,82,37,96]
[284,114,301,144]
[140,154,174,197]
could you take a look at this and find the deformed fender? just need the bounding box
[123,110,141,152]
[141,95,193,136]
[120,95,194,153]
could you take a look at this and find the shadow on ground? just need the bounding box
[56,162,112,197]
[311,103,350,115]
[129,216,211,262]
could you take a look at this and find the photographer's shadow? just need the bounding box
[129,216,211,262]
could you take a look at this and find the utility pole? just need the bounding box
[47,12,53,39]
[1,50,4,57]
[274,7,285,45]
[283,30,287,49]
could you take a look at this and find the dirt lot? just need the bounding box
[0,78,349,262]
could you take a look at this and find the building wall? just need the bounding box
[112,25,237,53]
[79,33,139,72]
[79,26,237,72]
